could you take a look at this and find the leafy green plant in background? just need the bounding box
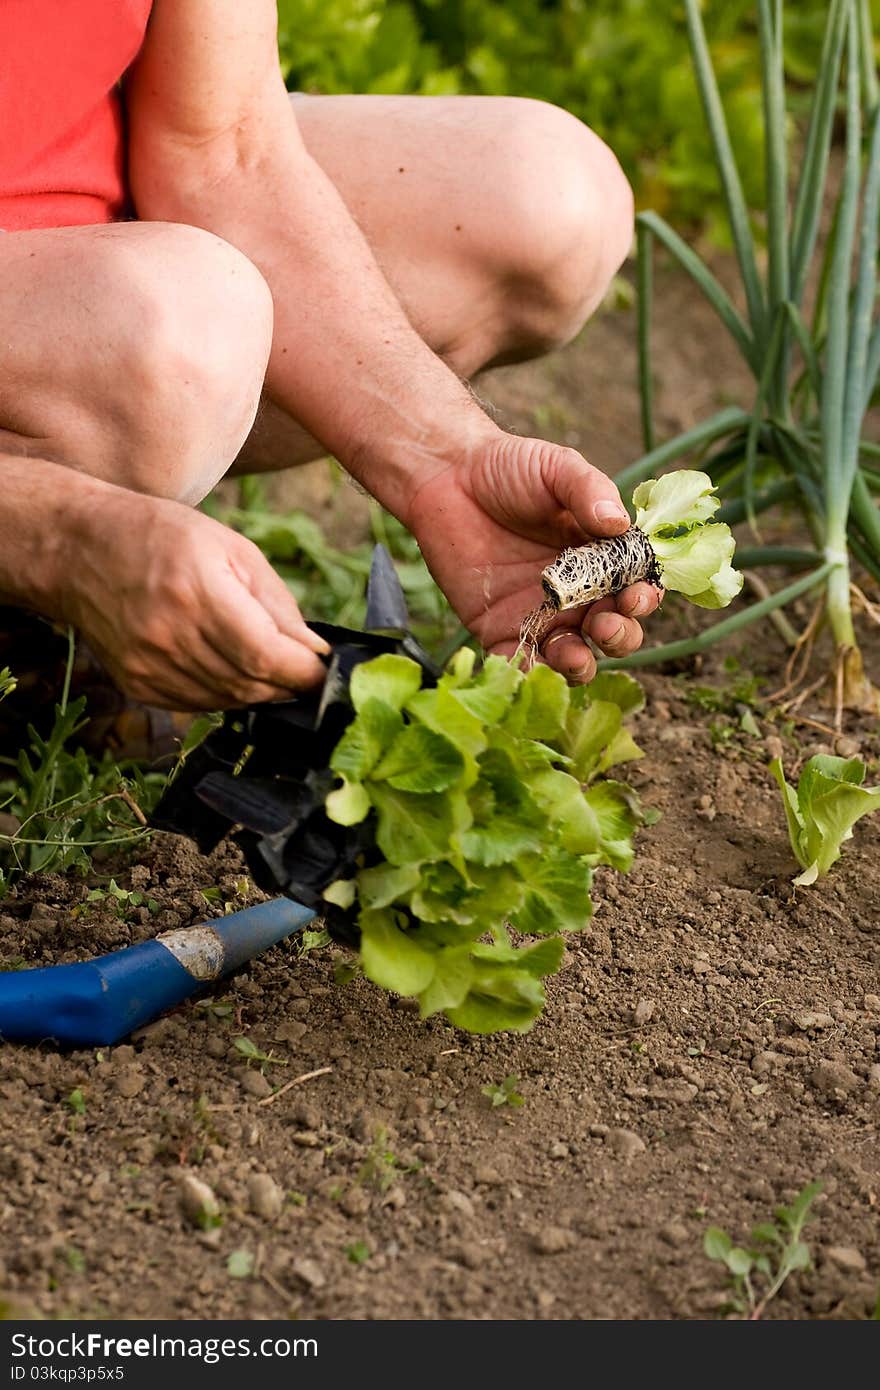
[771,754,880,883]
[210,475,461,655]
[610,0,880,715]
[323,649,650,1032]
[704,1181,821,1318]
[277,1,875,230]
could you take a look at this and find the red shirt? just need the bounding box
[0,0,153,231]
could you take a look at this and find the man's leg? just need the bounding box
[0,220,273,503]
[0,220,275,748]
[237,94,633,474]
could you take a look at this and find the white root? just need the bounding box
[519,527,662,663]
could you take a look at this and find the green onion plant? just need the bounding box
[615,0,880,711]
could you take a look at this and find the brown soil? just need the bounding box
[1,268,879,1323]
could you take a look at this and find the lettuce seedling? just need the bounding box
[770,754,880,885]
[538,469,742,616]
[324,650,649,1033]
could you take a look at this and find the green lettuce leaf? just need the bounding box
[372,723,464,792]
[350,654,423,712]
[359,909,436,995]
[325,776,370,825]
[324,649,650,1036]
[771,755,880,885]
[329,697,402,781]
[650,524,743,609]
[633,469,720,533]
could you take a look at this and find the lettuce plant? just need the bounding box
[770,753,880,884]
[537,469,742,618]
[323,650,649,1032]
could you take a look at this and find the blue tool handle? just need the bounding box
[0,897,315,1048]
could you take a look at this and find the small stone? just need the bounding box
[440,1190,475,1219]
[205,1036,226,1059]
[274,1020,307,1043]
[382,1186,406,1210]
[29,903,58,925]
[291,1130,321,1148]
[293,1102,321,1130]
[114,1067,145,1099]
[131,1017,177,1046]
[532,1226,572,1255]
[633,999,655,1026]
[862,994,880,1014]
[340,1187,371,1218]
[178,1174,220,1229]
[606,1128,646,1161]
[474,1165,502,1186]
[764,735,785,762]
[751,1051,786,1077]
[868,1064,880,1091]
[793,1011,834,1031]
[239,1069,273,1100]
[550,1141,570,1159]
[248,1173,283,1221]
[454,1242,489,1270]
[811,1060,860,1097]
[746,1179,774,1203]
[834,735,861,758]
[825,1245,866,1273]
[291,1257,325,1290]
[588,1123,610,1138]
[692,959,711,975]
[660,1222,690,1248]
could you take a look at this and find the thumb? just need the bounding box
[230,537,330,657]
[541,444,630,538]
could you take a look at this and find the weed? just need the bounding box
[233,1036,288,1071]
[66,1089,86,1117]
[481,1074,525,1109]
[345,1240,371,1266]
[79,879,160,919]
[703,1180,821,1318]
[199,878,253,914]
[62,1247,86,1275]
[226,1249,254,1280]
[195,998,235,1023]
[297,927,331,956]
[0,634,161,883]
[357,1126,418,1193]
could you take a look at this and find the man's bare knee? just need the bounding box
[488,99,634,356]
[110,225,274,502]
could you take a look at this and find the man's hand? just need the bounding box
[407,432,662,684]
[62,493,329,710]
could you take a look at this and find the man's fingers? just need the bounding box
[231,542,331,656]
[615,582,664,619]
[542,630,597,684]
[205,571,328,691]
[542,445,630,538]
[584,608,644,657]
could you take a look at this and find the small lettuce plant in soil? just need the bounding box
[322,650,652,1033]
[771,753,880,884]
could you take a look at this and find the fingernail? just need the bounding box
[631,594,648,616]
[606,624,626,646]
[593,501,629,526]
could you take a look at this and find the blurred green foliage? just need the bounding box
[277,0,878,229]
